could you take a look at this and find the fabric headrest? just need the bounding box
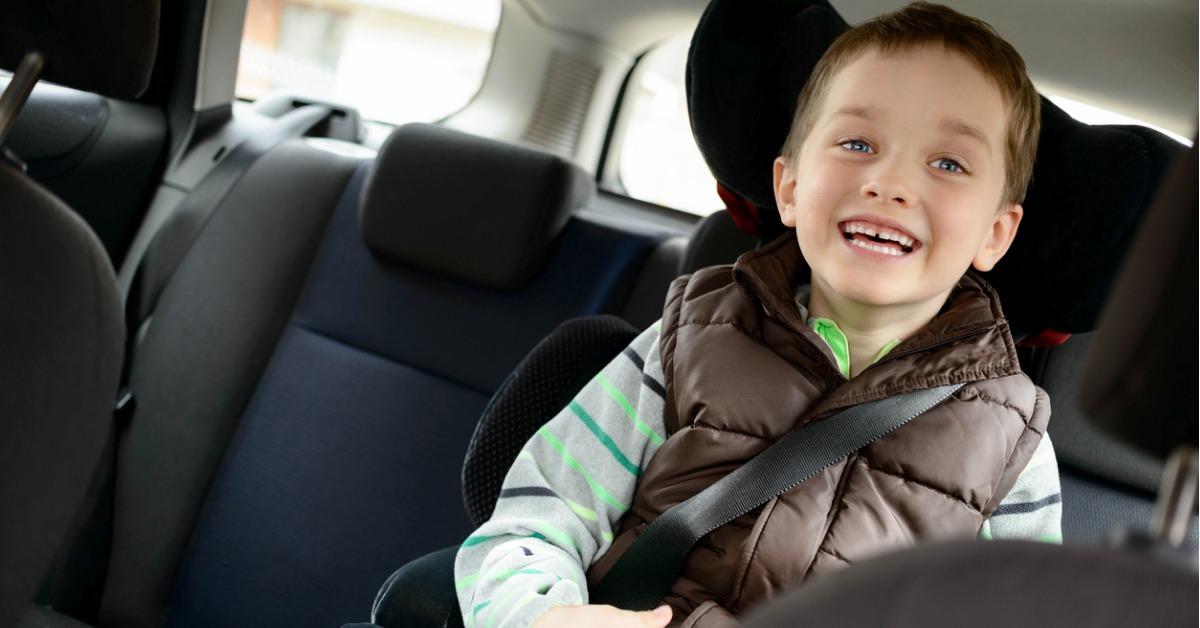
[686,0,1185,335]
[359,123,595,291]
[688,0,846,241]
[0,1,159,100]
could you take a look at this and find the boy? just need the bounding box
[456,3,1061,627]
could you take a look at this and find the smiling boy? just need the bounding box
[775,24,1035,378]
[455,4,1061,628]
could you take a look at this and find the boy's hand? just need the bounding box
[532,603,672,628]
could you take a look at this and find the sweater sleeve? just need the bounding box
[454,322,669,628]
[980,433,1063,543]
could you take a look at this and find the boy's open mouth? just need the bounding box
[839,220,922,257]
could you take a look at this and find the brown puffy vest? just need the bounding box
[586,235,1049,626]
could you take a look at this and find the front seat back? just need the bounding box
[0,2,158,624]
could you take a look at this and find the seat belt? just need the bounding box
[589,383,965,611]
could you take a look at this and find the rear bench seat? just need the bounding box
[81,123,672,628]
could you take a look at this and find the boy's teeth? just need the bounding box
[849,238,904,256]
[843,221,915,247]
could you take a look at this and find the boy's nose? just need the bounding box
[860,177,914,207]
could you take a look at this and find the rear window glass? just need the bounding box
[1044,94,1192,146]
[616,34,723,216]
[236,0,500,125]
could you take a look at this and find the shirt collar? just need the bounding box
[792,282,901,379]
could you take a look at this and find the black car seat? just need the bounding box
[0,3,158,626]
[739,142,1198,628]
[31,120,671,628]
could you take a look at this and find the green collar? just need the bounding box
[795,285,901,379]
[809,317,901,379]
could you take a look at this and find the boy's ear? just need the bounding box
[773,157,798,227]
[971,202,1024,272]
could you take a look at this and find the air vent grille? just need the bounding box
[521,50,600,158]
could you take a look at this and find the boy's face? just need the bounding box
[773,45,1023,311]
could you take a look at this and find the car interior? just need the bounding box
[0,0,1195,627]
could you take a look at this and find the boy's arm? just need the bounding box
[455,322,668,628]
[980,433,1063,543]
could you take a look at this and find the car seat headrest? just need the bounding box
[359,123,595,291]
[686,0,1185,335]
[688,0,846,242]
[0,0,160,100]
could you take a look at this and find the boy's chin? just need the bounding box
[817,268,905,303]
[820,273,935,310]
[835,285,912,308]
[821,270,962,313]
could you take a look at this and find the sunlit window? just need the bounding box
[236,0,500,125]
[1044,94,1192,146]
[617,34,723,216]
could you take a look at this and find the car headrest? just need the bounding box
[686,0,1184,335]
[0,1,159,100]
[1078,144,1197,459]
[359,123,595,291]
[688,0,846,240]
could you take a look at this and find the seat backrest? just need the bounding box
[0,4,155,625]
[679,210,759,274]
[740,538,1197,628]
[0,157,125,628]
[94,123,668,628]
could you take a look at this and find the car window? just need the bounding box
[236,0,500,125]
[1044,94,1192,146]
[615,34,724,217]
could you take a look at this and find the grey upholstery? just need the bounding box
[679,210,758,274]
[1022,332,1198,547]
[740,539,1197,628]
[0,163,124,628]
[1024,333,1162,493]
[359,123,594,290]
[620,236,686,328]
[98,142,359,628]
[0,1,159,100]
[1060,473,1197,547]
[19,607,92,628]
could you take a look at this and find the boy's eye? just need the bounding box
[840,139,873,154]
[932,158,966,174]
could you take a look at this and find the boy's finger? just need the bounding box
[633,604,673,626]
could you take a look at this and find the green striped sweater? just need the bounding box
[454,322,1062,628]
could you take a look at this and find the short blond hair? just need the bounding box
[780,2,1040,204]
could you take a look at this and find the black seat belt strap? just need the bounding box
[590,383,965,610]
